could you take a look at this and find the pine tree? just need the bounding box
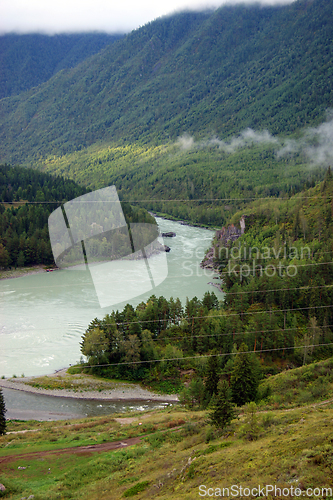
[0,388,7,435]
[230,343,260,406]
[208,380,237,430]
[205,353,219,398]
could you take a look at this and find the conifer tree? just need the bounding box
[205,353,219,398]
[230,343,260,406]
[0,388,6,435]
[208,380,237,430]
[322,166,332,192]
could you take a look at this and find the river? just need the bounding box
[1,387,173,420]
[0,218,221,419]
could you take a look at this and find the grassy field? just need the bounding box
[1,358,333,499]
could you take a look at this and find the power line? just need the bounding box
[79,324,333,348]
[2,193,332,205]
[221,283,333,296]
[98,304,333,327]
[2,301,332,334]
[74,342,333,368]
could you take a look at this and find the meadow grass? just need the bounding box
[1,403,332,499]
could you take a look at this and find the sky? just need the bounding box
[0,0,294,35]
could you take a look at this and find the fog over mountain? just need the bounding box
[1,0,295,34]
[177,111,333,167]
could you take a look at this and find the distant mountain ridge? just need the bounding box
[0,0,332,167]
[0,33,124,99]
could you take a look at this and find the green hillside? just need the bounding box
[0,0,333,167]
[0,360,332,499]
[36,137,327,227]
[0,33,123,99]
[0,165,88,269]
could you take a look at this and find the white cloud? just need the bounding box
[0,0,295,34]
[278,113,333,166]
[176,112,333,167]
[176,128,279,153]
[209,128,279,153]
[177,133,195,150]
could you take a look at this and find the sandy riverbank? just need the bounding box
[0,369,179,403]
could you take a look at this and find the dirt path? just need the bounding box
[0,436,142,466]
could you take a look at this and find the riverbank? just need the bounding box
[0,369,179,403]
[0,264,47,281]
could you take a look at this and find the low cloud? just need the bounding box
[278,113,333,166]
[176,133,195,150]
[176,111,333,167]
[176,128,279,153]
[0,0,296,35]
[208,128,279,153]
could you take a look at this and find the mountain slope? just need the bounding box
[1,0,333,165]
[0,33,123,99]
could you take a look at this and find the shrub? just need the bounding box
[261,412,275,428]
[182,421,201,436]
[144,432,166,448]
[256,383,272,402]
[123,481,149,497]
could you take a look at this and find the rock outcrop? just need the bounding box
[201,216,246,269]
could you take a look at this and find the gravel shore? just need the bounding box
[0,264,46,281]
[0,370,179,403]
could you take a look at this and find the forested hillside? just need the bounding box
[0,165,154,269]
[213,167,333,363]
[79,171,333,391]
[0,33,123,99]
[37,138,327,227]
[0,0,332,167]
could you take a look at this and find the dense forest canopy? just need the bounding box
[0,33,124,99]
[0,164,88,268]
[37,139,328,228]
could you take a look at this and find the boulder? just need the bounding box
[161,232,176,237]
